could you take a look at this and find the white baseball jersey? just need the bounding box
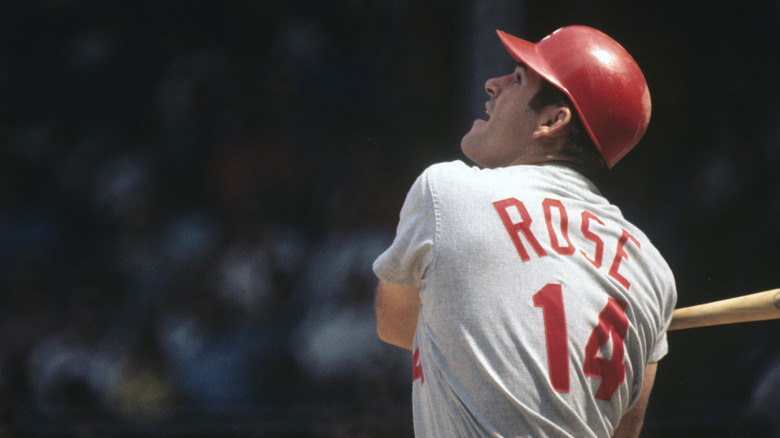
[373,161,677,437]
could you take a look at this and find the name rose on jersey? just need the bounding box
[493,196,640,291]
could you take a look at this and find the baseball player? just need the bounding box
[373,26,677,437]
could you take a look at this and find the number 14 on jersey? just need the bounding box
[533,283,629,401]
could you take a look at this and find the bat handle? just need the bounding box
[668,289,780,331]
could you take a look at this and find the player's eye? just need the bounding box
[513,73,522,84]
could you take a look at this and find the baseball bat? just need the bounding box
[668,288,780,331]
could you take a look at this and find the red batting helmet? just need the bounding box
[497,26,651,168]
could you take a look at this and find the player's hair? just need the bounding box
[529,79,608,180]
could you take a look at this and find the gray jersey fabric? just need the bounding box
[374,161,676,437]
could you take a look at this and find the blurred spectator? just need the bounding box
[108,328,179,426]
[26,265,126,430]
[290,226,411,425]
[155,278,263,415]
[154,218,308,414]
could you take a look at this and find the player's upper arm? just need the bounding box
[612,362,658,438]
[375,280,421,351]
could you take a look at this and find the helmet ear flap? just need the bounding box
[497,26,651,168]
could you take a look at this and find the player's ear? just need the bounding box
[533,105,571,140]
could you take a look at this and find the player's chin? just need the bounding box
[469,118,488,132]
[461,118,485,142]
[460,127,487,166]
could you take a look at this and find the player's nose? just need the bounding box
[485,76,503,98]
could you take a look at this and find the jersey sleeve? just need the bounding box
[373,167,437,287]
[648,332,668,363]
[648,277,677,363]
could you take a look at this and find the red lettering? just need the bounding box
[493,199,642,284]
[543,198,575,256]
[493,198,547,262]
[583,298,629,400]
[413,347,424,384]
[608,230,641,290]
[532,285,630,401]
[580,211,605,268]
[533,283,570,392]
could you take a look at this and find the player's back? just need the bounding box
[412,161,676,437]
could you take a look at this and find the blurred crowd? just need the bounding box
[0,2,441,436]
[0,1,779,437]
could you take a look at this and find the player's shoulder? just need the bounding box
[424,160,540,183]
[421,161,583,198]
[424,160,474,176]
[422,160,566,178]
[618,218,677,288]
[418,160,481,188]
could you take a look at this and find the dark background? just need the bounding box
[1,0,779,436]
